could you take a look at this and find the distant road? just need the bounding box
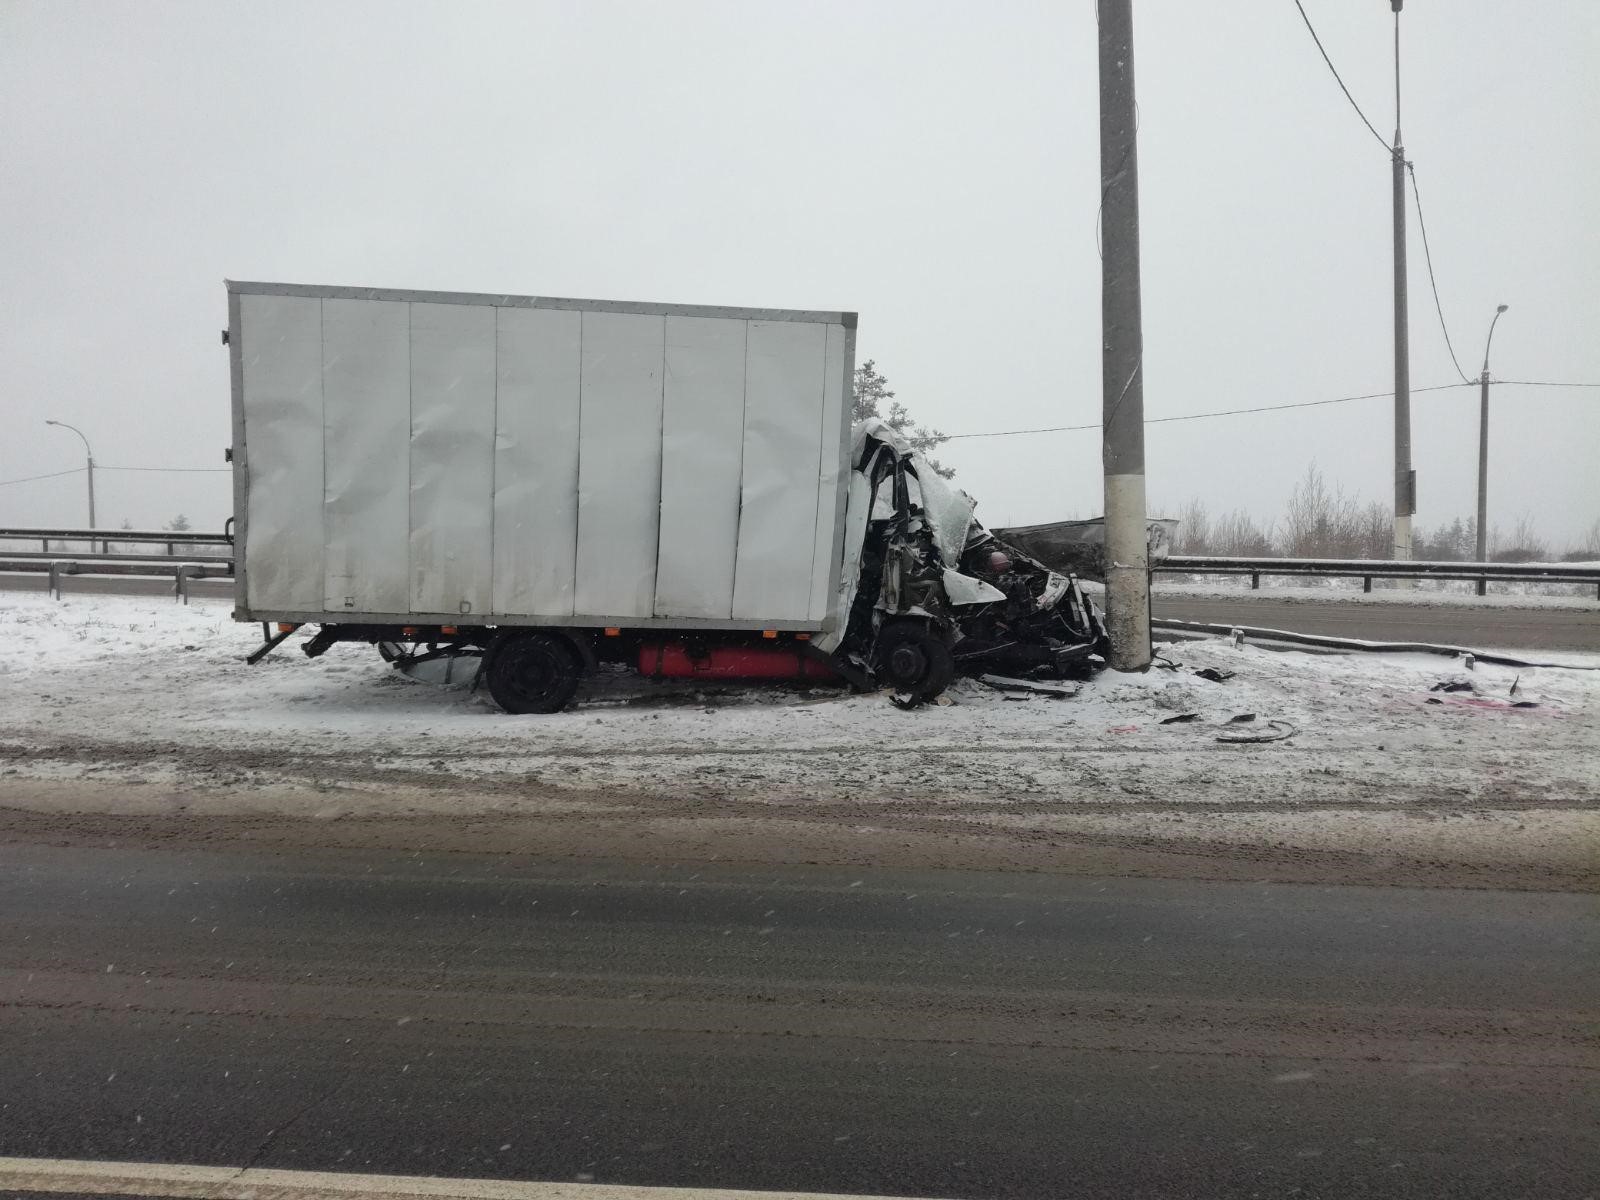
[1,842,1595,1199]
[2,574,1594,652]
[1152,594,1598,652]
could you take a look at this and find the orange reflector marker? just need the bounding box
[794,633,812,641]
[276,623,298,634]
[762,630,778,639]
[604,627,622,637]
[401,626,419,638]
[440,625,458,636]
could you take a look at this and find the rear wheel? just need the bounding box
[484,632,583,714]
[873,619,955,700]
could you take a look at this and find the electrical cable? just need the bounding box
[0,466,87,488]
[1290,0,1391,152]
[947,382,1471,440]
[1406,162,1471,383]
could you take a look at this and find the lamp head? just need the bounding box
[1496,304,1508,313]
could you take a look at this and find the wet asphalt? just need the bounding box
[0,841,1595,1199]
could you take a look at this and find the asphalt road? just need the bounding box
[4,573,1595,652]
[1,842,1595,1199]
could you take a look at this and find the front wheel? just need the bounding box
[483,632,583,714]
[873,619,955,701]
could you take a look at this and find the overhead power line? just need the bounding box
[1496,379,1600,388]
[948,383,1473,441]
[1291,0,1390,152]
[1406,163,1471,383]
[0,466,87,489]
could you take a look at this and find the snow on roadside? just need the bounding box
[1,593,1597,817]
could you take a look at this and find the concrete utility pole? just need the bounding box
[1390,0,1414,561]
[1476,304,1508,592]
[1097,0,1151,670]
[45,419,96,529]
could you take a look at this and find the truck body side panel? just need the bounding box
[239,293,324,612]
[229,281,855,630]
[491,307,582,617]
[573,311,665,620]
[409,302,496,617]
[322,299,411,614]
[654,315,747,619]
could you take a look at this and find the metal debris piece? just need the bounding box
[1216,720,1297,744]
[1159,712,1202,725]
[1429,680,1475,693]
[1194,667,1235,683]
[1225,713,1257,724]
[977,674,1082,698]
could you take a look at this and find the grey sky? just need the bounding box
[3,0,1597,545]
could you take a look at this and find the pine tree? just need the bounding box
[851,360,955,479]
[166,514,192,532]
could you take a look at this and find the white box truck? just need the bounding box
[227,280,1105,711]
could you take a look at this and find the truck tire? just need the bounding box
[483,632,583,714]
[873,620,955,700]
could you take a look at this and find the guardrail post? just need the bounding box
[1476,577,1487,598]
[49,561,63,600]
[175,564,194,605]
[1363,576,1372,593]
[1251,571,1260,590]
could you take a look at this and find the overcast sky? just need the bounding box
[4,0,1597,546]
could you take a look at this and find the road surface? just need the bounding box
[4,574,1595,652]
[1,840,1594,1199]
[1152,593,1599,653]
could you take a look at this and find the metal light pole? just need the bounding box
[1390,0,1414,561]
[1097,0,1151,670]
[1475,304,1508,592]
[44,419,96,528]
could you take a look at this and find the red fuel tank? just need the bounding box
[638,642,839,681]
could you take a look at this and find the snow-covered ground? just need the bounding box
[2,594,1597,888]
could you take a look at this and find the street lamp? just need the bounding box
[1474,304,1508,588]
[44,419,96,529]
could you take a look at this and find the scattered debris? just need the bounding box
[1194,667,1235,683]
[1225,713,1258,724]
[1217,720,1297,744]
[977,674,1082,698]
[1159,712,1202,725]
[1462,653,1476,671]
[1429,680,1475,693]
[1510,675,1522,696]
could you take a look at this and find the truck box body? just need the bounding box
[227,281,856,631]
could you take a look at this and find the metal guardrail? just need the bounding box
[0,559,231,604]
[0,526,230,555]
[1158,555,1600,599]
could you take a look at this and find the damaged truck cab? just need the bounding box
[227,281,1105,712]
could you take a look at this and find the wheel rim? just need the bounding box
[887,643,928,685]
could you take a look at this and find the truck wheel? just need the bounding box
[873,620,955,700]
[484,632,583,714]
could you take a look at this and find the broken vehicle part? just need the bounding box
[993,517,1178,582]
[1194,667,1235,683]
[1216,720,1297,744]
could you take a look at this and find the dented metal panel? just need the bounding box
[322,298,410,614]
[230,281,853,631]
[492,306,581,616]
[409,302,495,616]
[239,293,324,612]
[574,311,665,619]
[731,321,827,621]
[654,316,746,618]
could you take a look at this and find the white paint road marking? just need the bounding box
[0,1157,941,1200]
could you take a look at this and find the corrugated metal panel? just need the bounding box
[322,298,410,613]
[731,321,826,621]
[653,316,746,618]
[492,306,582,616]
[807,322,849,621]
[574,311,665,619]
[409,302,495,616]
[240,293,324,611]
